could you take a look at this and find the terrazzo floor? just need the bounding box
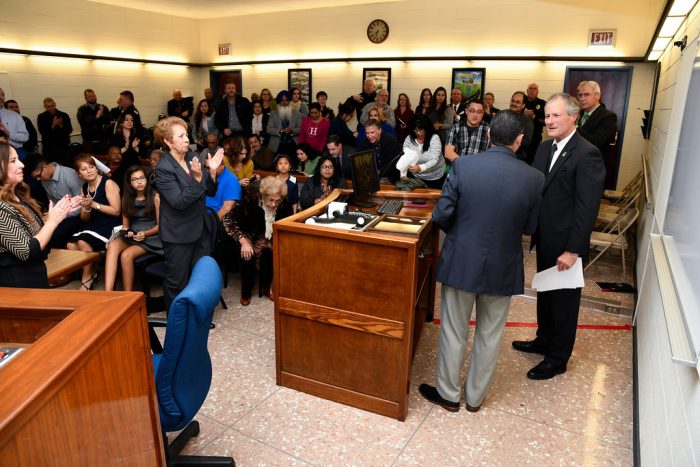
[66,243,635,465]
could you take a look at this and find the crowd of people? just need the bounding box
[0,77,617,336]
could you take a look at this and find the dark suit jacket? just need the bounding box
[156,150,217,244]
[167,97,194,122]
[531,132,605,269]
[214,96,252,136]
[357,132,402,182]
[577,106,617,157]
[434,146,543,295]
[450,102,467,124]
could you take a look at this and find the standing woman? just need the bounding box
[104,165,162,291]
[415,88,432,117]
[191,99,219,150]
[0,142,78,288]
[67,154,122,290]
[109,112,143,168]
[429,86,454,145]
[394,93,415,144]
[289,86,309,117]
[402,115,446,189]
[250,100,268,145]
[155,116,224,310]
[259,88,275,119]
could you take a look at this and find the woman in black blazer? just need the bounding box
[154,117,224,309]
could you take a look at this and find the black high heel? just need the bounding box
[80,271,99,291]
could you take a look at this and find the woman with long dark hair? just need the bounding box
[191,99,219,150]
[299,154,346,210]
[104,165,161,291]
[394,93,415,143]
[429,86,454,145]
[415,88,432,117]
[402,115,446,189]
[0,142,78,288]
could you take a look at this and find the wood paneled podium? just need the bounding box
[0,289,165,466]
[273,189,440,421]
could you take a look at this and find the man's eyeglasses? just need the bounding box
[31,164,46,180]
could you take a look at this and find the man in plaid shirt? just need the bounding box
[445,101,490,164]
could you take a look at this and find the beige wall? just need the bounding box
[634,2,700,465]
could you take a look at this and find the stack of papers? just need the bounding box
[531,258,585,292]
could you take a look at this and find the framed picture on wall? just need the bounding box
[288,68,312,106]
[209,69,243,100]
[363,68,391,98]
[451,68,486,103]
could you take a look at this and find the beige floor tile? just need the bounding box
[197,428,312,466]
[396,405,632,466]
[233,387,432,465]
[166,413,230,456]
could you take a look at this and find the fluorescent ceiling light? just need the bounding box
[659,16,685,37]
[669,0,697,16]
[654,37,672,50]
[648,50,662,61]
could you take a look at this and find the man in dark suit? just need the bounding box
[449,88,468,124]
[167,89,194,123]
[576,80,617,157]
[524,82,546,165]
[357,118,402,182]
[419,110,544,413]
[513,93,605,380]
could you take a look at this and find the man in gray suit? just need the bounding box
[419,110,544,413]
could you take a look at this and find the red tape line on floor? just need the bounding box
[431,319,631,331]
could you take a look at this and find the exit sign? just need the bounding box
[218,43,231,55]
[589,30,616,46]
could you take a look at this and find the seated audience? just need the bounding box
[205,157,241,221]
[223,136,256,186]
[315,91,335,120]
[274,154,299,212]
[415,88,433,117]
[251,100,268,145]
[326,135,353,180]
[299,155,347,210]
[104,165,162,291]
[296,142,320,176]
[358,118,402,183]
[25,153,85,248]
[147,149,163,186]
[191,99,218,150]
[104,145,130,192]
[402,115,446,189]
[266,90,302,157]
[298,102,330,155]
[223,176,293,306]
[329,102,357,149]
[249,134,275,171]
[289,86,309,117]
[200,133,221,160]
[394,93,415,144]
[67,153,122,290]
[0,142,79,288]
[357,107,396,146]
[429,87,454,145]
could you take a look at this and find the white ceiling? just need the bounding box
[87,0,402,18]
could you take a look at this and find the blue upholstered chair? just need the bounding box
[151,256,234,466]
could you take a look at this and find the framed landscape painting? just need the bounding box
[451,68,486,103]
[288,68,312,106]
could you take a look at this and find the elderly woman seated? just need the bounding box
[299,155,346,210]
[223,176,293,306]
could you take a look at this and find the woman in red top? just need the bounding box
[394,93,415,144]
[297,103,330,154]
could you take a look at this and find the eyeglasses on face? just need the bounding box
[320,165,335,170]
[130,176,146,182]
[467,109,484,114]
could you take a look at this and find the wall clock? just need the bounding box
[367,19,389,44]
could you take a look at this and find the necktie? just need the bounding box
[546,143,557,174]
[579,112,589,127]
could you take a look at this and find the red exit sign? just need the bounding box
[589,30,616,46]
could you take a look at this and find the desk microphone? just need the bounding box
[332,210,367,226]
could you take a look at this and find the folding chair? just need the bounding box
[586,207,639,279]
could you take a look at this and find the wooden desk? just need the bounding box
[45,248,101,282]
[0,289,165,466]
[273,189,440,421]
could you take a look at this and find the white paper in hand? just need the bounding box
[395,149,419,178]
[531,257,584,292]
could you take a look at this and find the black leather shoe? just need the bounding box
[418,384,460,413]
[527,360,567,380]
[465,403,481,413]
[512,340,546,354]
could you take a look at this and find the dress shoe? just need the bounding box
[465,403,481,413]
[527,360,567,380]
[512,340,546,354]
[418,384,460,413]
[240,297,251,306]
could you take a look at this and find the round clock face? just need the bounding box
[367,19,389,44]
